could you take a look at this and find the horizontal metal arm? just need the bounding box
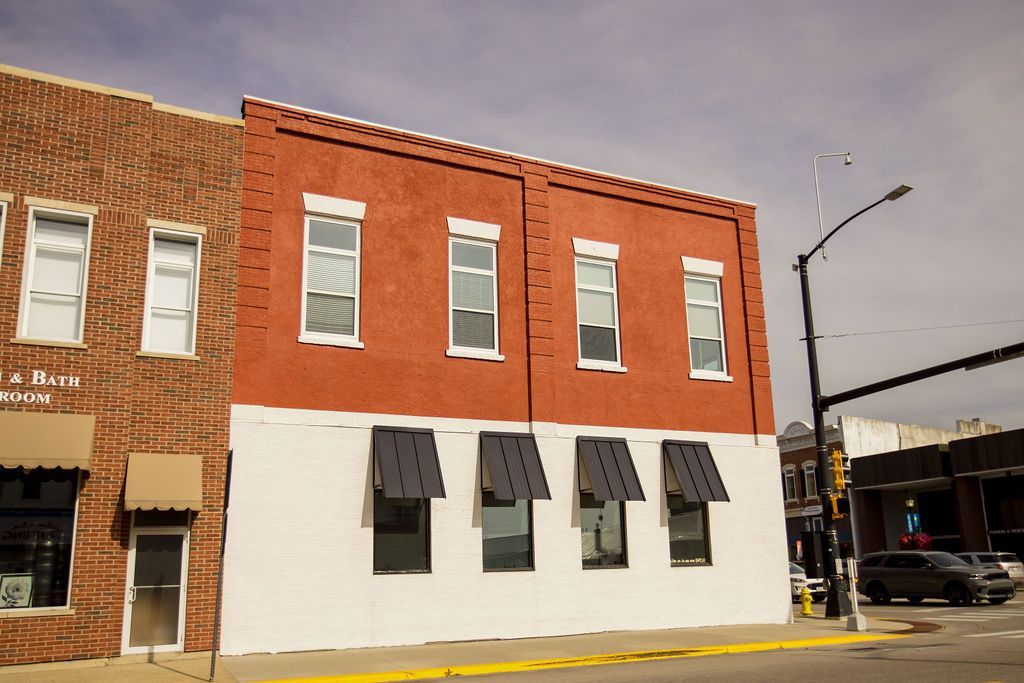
[820,341,1024,410]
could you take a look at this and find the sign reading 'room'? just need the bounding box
[0,369,81,404]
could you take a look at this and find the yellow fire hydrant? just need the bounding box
[800,587,814,616]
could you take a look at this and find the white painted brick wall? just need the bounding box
[220,405,792,655]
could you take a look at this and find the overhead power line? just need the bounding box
[820,318,1024,340]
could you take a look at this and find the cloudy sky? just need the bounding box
[3,0,1021,434]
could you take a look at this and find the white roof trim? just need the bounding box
[681,256,724,277]
[447,217,500,241]
[572,237,619,261]
[245,96,757,208]
[302,193,366,221]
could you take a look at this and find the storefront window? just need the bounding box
[580,493,626,568]
[983,474,1024,559]
[668,496,710,566]
[373,491,429,573]
[482,493,532,570]
[0,468,78,609]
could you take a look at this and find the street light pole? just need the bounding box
[797,182,913,618]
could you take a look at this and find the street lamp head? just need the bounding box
[843,153,852,166]
[885,184,913,201]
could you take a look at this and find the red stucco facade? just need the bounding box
[235,98,774,436]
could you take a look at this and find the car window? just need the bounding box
[978,554,996,563]
[860,555,884,567]
[927,552,969,567]
[885,554,933,569]
[790,562,805,574]
[995,553,1020,563]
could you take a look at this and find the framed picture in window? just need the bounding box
[0,573,34,608]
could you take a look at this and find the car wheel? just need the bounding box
[945,582,972,607]
[907,596,924,605]
[867,582,891,605]
[988,597,1009,605]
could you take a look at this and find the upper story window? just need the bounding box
[681,256,730,382]
[19,206,94,343]
[299,193,366,349]
[572,238,624,372]
[0,194,9,269]
[782,466,797,502]
[143,228,201,355]
[802,462,818,498]
[446,217,502,361]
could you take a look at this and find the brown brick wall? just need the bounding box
[0,69,242,665]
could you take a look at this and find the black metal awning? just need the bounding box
[662,440,730,502]
[373,426,446,498]
[480,432,551,500]
[950,428,1024,476]
[577,436,645,501]
[851,444,951,490]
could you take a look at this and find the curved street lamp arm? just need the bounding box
[805,196,887,262]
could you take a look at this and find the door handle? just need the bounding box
[127,586,137,604]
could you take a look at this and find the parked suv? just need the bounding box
[858,551,1015,606]
[955,552,1024,589]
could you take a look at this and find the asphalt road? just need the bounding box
[453,595,1024,682]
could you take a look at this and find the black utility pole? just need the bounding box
[797,184,912,618]
[797,252,851,617]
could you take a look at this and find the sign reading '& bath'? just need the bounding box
[0,370,81,404]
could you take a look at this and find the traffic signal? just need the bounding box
[830,449,852,490]
[829,493,850,519]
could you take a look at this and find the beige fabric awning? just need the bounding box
[124,453,203,511]
[0,411,95,470]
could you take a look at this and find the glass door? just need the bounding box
[121,526,189,654]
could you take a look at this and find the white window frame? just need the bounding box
[783,466,798,502]
[447,235,503,361]
[573,238,625,373]
[811,516,824,532]
[802,461,818,499]
[299,213,364,349]
[0,196,9,270]
[141,228,202,356]
[681,256,731,382]
[18,206,94,344]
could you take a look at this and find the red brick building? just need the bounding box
[0,65,242,664]
[221,97,786,654]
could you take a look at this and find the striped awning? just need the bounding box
[480,432,551,500]
[373,426,446,498]
[577,436,645,501]
[663,440,729,502]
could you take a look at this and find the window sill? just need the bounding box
[582,564,629,570]
[137,350,200,361]
[689,370,733,382]
[483,566,535,573]
[577,360,627,373]
[446,348,505,362]
[298,334,365,349]
[10,337,87,350]
[0,607,75,619]
[671,562,712,568]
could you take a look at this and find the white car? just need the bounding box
[956,552,1024,589]
[790,562,827,602]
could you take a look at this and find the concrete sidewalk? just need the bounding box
[0,613,910,683]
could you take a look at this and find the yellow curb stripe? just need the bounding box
[256,632,908,683]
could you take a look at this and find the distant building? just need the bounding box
[0,65,242,664]
[778,417,1011,561]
